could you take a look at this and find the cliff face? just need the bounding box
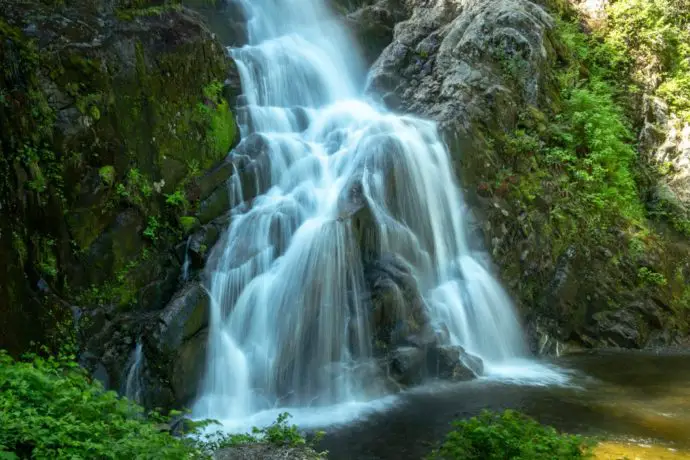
[351,0,690,352]
[0,0,247,404]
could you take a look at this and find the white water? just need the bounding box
[193,0,545,426]
[123,341,144,404]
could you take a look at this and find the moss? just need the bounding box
[98,165,115,185]
[1,2,238,351]
[178,216,199,234]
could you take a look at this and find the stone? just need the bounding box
[364,253,430,350]
[426,345,483,381]
[158,282,211,350]
[172,329,208,405]
[589,310,641,348]
[388,346,426,385]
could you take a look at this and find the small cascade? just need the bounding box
[181,236,192,283]
[123,341,145,405]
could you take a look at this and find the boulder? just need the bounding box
[158,282,211,351]
[426,345,483,380]
[364,253,431,351]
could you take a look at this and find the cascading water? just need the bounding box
[193,0,532,424]
[123,341,145,405]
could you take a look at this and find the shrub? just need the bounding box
[0,350,205,459]
[426,410,591,460]
[203,412,324,452]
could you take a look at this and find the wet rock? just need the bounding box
[589,310,641,348]
[364,253,430,349]
[367,0,556,140]
[426,345,483,380]
[388,346,426,385]
[171,329,208,405]
[198,184,231,224]
[158,282,211,350]
[342,0,405,66]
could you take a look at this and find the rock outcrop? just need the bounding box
[353,0,689,352]
[0,0,244,393]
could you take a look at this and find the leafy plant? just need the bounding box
[201,412,326,456]
[426,410,591,460]
[143,216,160,241]
[638,267,668,286]
[165,190,188,208]
[0,351,206,459]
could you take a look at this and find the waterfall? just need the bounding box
[181,236,192,283]
[123,341,144,405]
[193,0,528,423]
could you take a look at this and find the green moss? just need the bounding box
[98,165,115,185]
[178,216,200,234]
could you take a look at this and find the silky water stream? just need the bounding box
[186,1,690,458]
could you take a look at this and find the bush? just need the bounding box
[0,350,206,459]
[426,410,591,460]
[0,350,323,459]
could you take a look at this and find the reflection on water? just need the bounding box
[319,350,690,460]
[595,442,690,460]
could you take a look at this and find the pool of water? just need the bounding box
[318,350,690,459]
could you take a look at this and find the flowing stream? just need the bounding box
[122,341,144,405]
[193,0,543,425]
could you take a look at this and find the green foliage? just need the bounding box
[35,237,58,279]
[165,190,188,208]
[604,0,690,121]
[98,165,115,186]
[202,412,326,456]
[492,17,647,268]
[116,168,154,211]
[143,216,160,241]
[0,351,206,459]
[638,267,668,286]
[0,351,325,459]
[179,216,200,234]
[426,410,591,460]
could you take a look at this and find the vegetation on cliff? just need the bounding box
[0,0,237,356]
[478,0,690,348]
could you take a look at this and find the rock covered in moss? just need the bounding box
[0,0,241,357]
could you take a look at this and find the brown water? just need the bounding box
[319,350,690,459]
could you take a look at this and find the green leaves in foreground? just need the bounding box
[426,410,592,460]
[0,351,206,459]
[0,350,321,459]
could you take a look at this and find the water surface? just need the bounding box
[319,350,690,459]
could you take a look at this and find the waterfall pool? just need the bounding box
[316,350,690,459]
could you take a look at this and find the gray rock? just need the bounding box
[158,282,211,351]
[426,345,483,380]
[589,310,641,348]
[367,0,556,156]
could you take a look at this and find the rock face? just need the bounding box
[348,0,690,352]
[367,0,557,139]
[0,0,246,401]
[640,95,690,220]
[363,251,483,388]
